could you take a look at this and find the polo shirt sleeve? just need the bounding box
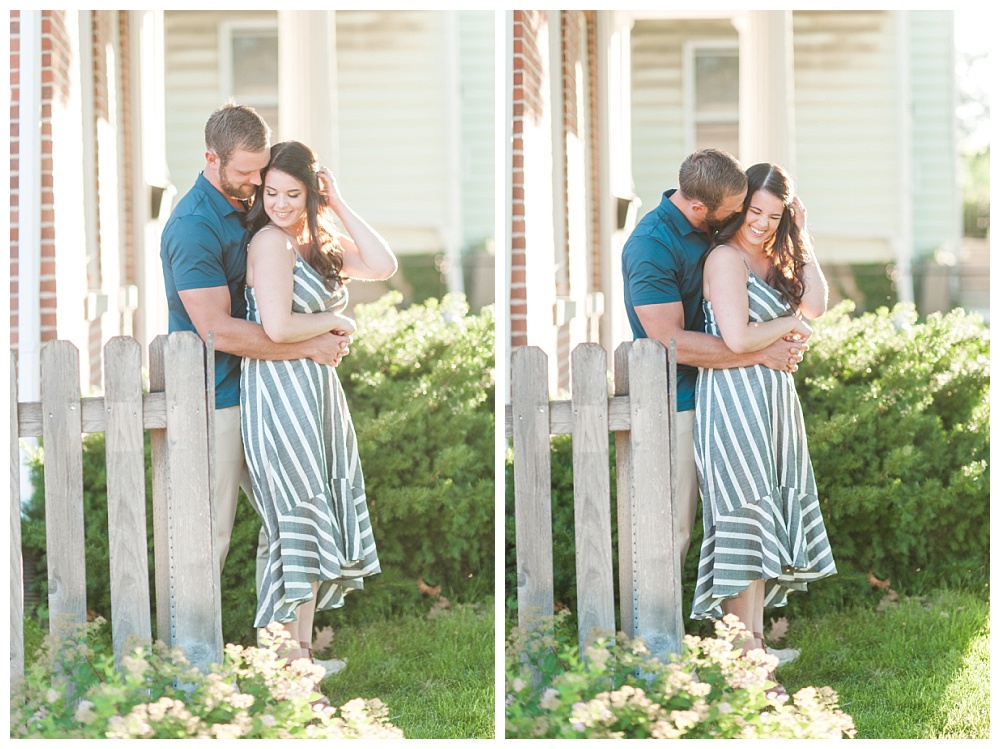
[163,215,229,292]
[624,236,684,307]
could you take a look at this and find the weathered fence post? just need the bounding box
[160,331,223,673]
[511,346,554,630]
[613,342,635,639]
[104,337,152,664]
[40,341,88,638]
[624,339,682,662]
[148,335,171,646]
[11,353,24,685]
[570,343,615,645]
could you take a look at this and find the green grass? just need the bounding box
[317,600,495,739]
[773,585,989,739]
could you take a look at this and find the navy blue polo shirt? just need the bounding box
[160,173,249,409]
[622,189,712,413]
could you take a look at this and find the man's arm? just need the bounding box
[635,301,805,373]
[178,286,349,367]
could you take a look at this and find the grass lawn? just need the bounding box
[318,599,495,739]
[775,585,989,739]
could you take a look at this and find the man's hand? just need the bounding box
[303,330,353,367]
[758,337,808,373]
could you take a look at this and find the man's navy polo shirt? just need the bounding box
[160,173,249,410]
[622,189,712,413]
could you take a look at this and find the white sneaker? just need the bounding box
[767,647,800,667]
[314,656,347,680]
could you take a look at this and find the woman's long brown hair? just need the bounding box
[245,140,344,289]
[710,162,813,308]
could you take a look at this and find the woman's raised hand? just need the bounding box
[318,166,345,211]
[789,196,807,232]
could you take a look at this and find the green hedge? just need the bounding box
[22,293,494,645]
[505,302,989,626]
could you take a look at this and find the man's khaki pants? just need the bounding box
[213,406,267,595]
[674,409,700,570]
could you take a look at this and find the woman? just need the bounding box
[690,163,836,692]
[241,141,397,667]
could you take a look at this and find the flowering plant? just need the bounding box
[505,612,855,739]
[11,619,404,739]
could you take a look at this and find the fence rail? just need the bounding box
[505,340,683,662]
[10,332,222,688]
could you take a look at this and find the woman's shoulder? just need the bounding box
[249,224,293,251]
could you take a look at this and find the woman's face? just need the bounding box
[739,189,785,249]
[263,169,308,233]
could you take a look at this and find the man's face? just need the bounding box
[215,148,270,202]
[705,190,747,230]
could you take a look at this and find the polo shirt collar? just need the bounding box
[194,172,249,219]
[659,188,708,239]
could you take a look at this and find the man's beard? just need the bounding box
[219,167,256,204]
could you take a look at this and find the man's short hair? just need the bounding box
[204,102,270,164]
[677,148,746,211]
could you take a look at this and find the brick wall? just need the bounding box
[510,10,549,350]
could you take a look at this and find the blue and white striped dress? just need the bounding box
[690,268,836,621]
[241,243,380,628]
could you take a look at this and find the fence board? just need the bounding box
[11,353,24,684]
[40,341,88,637]
[626,339,683,662]
[163,332,222,672]
[570,344,615,645]
[511,346,554,629]
[104,338,153,664]
[17,392,168,437]
[613,343,636,639]
[504,397,631,438]
[148,336,171,645]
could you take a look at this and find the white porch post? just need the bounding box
[277,10,337,170]
[601,11,637,356]
[735,10,794,170]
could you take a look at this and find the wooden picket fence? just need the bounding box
[10,332,223,687]
[505,339,684,662]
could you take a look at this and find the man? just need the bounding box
[622,148,805,573]
[160,103,350,613]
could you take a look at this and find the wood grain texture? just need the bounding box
[570,344,615,646]
[40,341,88,638]
[613,342,636,639]
[163,332,222,672]
[104,337,153,664]
[148,336,171,646]
[10,353,24,684]
[511,346,554,631]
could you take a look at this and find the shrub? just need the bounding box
[505,302,988,624]
[505,612,855,739]
[10,618,403,739]
[21,293,494,644]
[794,302,989,590]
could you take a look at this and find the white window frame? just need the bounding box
[218,19,279,113]
[682,39,739,156]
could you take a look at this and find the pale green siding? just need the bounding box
[458,10,496,253]
[629,11,959,266]
[909,10,959,259]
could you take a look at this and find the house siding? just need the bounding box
[909,10,958,259]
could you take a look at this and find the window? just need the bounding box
[685,41,739,157]
[219,20,279,132]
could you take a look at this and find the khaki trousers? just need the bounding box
[213,406,267,593]
[674,409,700,569]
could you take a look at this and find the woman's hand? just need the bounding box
[784,316,812,343]
[789,196,807,232]
[318,166,345,213]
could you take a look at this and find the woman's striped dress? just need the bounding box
[241,249,380,628]
[690,269,836,621]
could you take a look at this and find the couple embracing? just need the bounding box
[160,103,396,685]
[623,148,838,696]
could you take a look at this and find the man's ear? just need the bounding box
[205,149,219,169]
[689,200,707,220]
